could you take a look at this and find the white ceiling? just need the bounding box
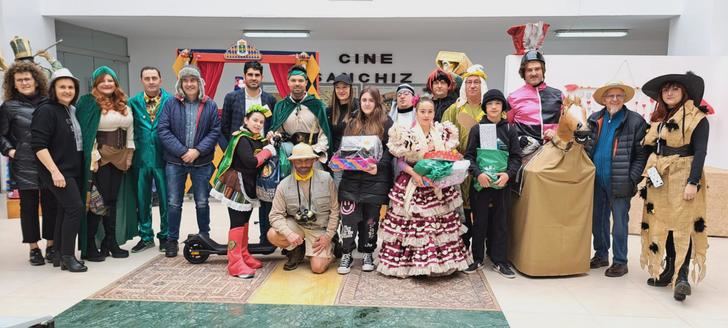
[53,16,671,41]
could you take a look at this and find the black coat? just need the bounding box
[30,101,84,186]
[220,89,277,150]
[0,98,48,189]
[327,100,359,156]
[465,117,522,183]
[338,118,394,205]
[231,135,265,199]
[434,94,457,123]
[585,107,648,198]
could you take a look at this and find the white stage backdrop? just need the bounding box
[503,55,728,169]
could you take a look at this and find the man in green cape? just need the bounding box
[269,65,331,164]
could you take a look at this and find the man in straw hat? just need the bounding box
[266,143,340,273]
[584,82,647,277]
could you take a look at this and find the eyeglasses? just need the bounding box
[604,94,625,100]
[14,78,34,84]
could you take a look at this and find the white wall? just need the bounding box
[126,37,668,103]
[0,0,57,64]
[668,0,728,55]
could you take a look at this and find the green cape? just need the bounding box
[270,94,331,153]
[214,129,262,182]
[75,94,138,255]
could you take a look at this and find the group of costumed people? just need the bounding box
[1,32,712,303]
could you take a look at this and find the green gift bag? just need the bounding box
[473,148,509,191]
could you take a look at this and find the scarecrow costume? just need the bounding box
[639,72,709,301]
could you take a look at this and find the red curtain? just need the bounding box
[269,63,293,98]
[197,61,225,101]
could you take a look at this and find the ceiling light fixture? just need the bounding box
[555,29,629,38]
[243,30,310,38]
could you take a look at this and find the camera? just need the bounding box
[295,208,316,222]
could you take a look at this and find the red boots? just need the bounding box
[241,224,263,269]
[227,227,255,279]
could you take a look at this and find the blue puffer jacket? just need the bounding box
[157,95,221,166]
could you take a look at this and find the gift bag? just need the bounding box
[328,135,383,171]
[256,147,291,202]
[473,148,509,191]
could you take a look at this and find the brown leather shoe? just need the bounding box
[605,263,628,277]
[590,256,609,269]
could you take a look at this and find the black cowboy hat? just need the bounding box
[642,71,704,105]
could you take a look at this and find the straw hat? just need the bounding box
[288,143,319,161]
[593,82,635,106]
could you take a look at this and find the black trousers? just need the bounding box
[229,208,252,229]
[47,176,84,256]
[664,231,692,265]
[340,201,379,254]
[470,187,509,264]
[19,188,57,243]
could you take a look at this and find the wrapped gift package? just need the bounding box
[422,160,470,188]
[328,136,383,171]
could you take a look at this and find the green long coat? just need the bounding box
[75,94,138,255]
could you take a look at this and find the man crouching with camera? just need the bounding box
[267,143,340,273]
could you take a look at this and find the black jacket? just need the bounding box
[30,101,84,186]
[465,117,522,183]
[434,93,457,123]
[327,100,359,155]
[220,89,277,149]
[0,98,48,189]
[338,118,394,204]
[231,135,265,199]
[585,106,648,197]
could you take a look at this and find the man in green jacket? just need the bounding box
[128,67,171,252]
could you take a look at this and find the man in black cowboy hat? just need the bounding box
[584,82,647,277]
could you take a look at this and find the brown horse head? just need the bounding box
[556,96,590,144]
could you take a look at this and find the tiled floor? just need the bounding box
[1,198,727,327]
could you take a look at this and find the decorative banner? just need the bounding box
[224,39,262,61]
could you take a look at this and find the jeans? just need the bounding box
[166,163,214,241]
[592,182,630,264]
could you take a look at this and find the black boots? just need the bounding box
[61,255,88,272]
[100,211,129,258]
[647,256,675,287]
[29,248,45,266]
[45,246,56,263]
[673,261,692,301]
[283,244,305,271]
[84,214,106,262]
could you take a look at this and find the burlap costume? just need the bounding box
[640,100,708,286]
[508,140,595,276]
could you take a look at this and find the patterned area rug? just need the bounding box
[335,260,500,311]
[90,255,276,304]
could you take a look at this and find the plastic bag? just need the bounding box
[329,136,382,171]
[473,148,509,191]
[422,160,470,188]
[413,159,453,181]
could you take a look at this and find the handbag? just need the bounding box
[86,179,108,216]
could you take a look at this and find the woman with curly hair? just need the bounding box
[377,97,470,277]
[76,66,136,261]
[1,61,58,266]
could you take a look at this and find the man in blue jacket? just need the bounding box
[585,82,647,277]
[157,65,221,257]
